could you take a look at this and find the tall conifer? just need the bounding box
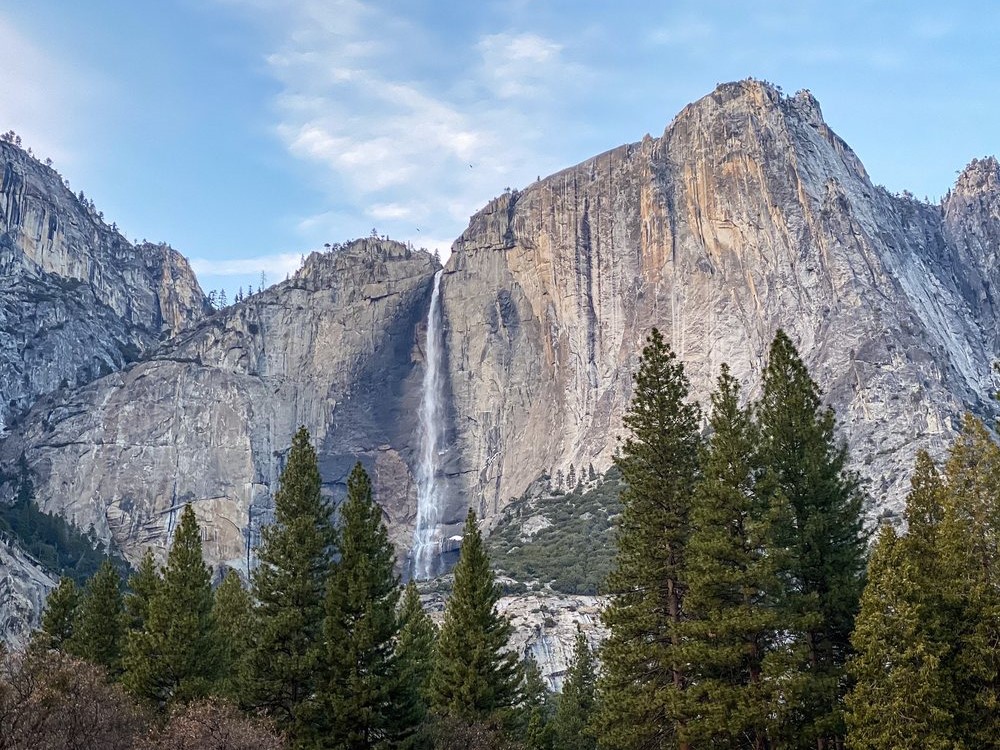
[679,366,778,749]
[123,504,218,708]
[39,576,79,650]
[553,628,596,750]
[243,426,337,739]
[394,581,437,749]
[213,569,253,700]
[939,415,1000,746]
[68,560,125,674]
[595,327,701,750]
[321,461,401,749]
[125,549,160,633]
[756,330,866,749]
[429,509,521,727]
[846,525,953,749]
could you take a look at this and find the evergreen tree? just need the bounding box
[125,549,160,632]
[123,504,218,707]
[68,560,125,674]
[595,327,701,750]
[938,415,1000,747]
[845,525,953,749]
[520,656,553,750]
[394,581,437,749]
[429,509,521,727]
[213,569,253,700]
[321,461,401,749]
[552,628,596,750]
[679,366,778,749]
[39,576,79,649]
[756,330,866,749]
[243,426,337,738]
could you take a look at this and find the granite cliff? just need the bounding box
[2,240,438,570]
[0,140,208,433]
[442,80,998,519]
[0,138,208,638]
[1,81,999,653]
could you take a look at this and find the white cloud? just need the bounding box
[223,0,577,249]
[0,14,97,165]
[190,252,304,279]
[477,32,568,98]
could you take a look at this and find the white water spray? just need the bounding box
[412,269,446,579]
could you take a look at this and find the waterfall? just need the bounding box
[411,269,445,579]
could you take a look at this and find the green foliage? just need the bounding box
[595,327,701,750]
[552,629,596,750]
[123,504,219,708]
[321,461,401,748]
[845,526,954,750]
[0,457,130,585]
[487,471,621,594]
[213,569,253,701]
[39,575,79,649]
[757,330,867,747]
[520,656,553,750]
[678,366,778,748]
[394,581,437,749]
[937,415,1000,746]
[430,509,522,727]
[67,559,125,674]
[125,549,161,632]
[243,426,337,739]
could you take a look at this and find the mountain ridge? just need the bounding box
[0,79,998,648]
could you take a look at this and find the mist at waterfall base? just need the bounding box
[409,269,455,581]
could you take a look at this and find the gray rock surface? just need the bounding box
[0,533,56,649]
[2,81,999,653]
[1,240,438,570]
[441,80,998,520]
[0,141,208,432]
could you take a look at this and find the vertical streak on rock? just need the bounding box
[411,269,445,579]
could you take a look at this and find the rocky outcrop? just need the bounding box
[2,80,999,591]
[441,80,998,519]
[1,240,438,570]
[0,534,56,649]
[0,141,208,431]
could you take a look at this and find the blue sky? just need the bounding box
[1,1,997,297]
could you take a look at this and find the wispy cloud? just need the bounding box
[190,252,304,279]
[222,0,579,252]
[0,14,98,165]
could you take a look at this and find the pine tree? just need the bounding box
[321,461,401,749]
[845,526,953,749]
[39,576,79,649]
[521,656,553,750]
[552,628,596,750]
[595,327,701,750]
[125,549,160,632]
[394,581,437,749]
[429,509,521,727]
[679,366,778,749]
[213,569,253,700]
[123,504,218,708]
[938,415,1000,746]
[67,560,125,674]
[756,330,866,749]
[243,426,337,738]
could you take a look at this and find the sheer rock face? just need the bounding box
[442,80,998,518]
[0,536,56,649]
[2,80,999,588]
[1,240,436,570]
[0,141,208,430]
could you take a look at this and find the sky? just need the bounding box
[1,0,997,297]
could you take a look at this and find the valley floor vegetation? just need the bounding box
[6,328,1000,750]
